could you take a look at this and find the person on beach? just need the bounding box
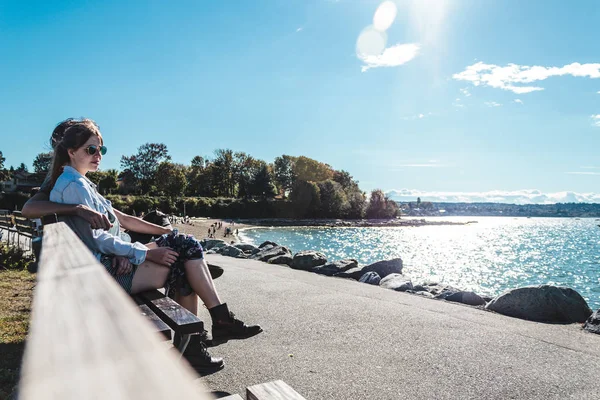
[23,118,263,375]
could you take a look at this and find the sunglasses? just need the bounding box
[85,145,107,156]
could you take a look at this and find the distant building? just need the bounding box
[0,171,46,193]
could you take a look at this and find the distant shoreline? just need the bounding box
[236,218,473,228]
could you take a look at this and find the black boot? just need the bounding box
[182,333,224,375]
[208,303,263,346]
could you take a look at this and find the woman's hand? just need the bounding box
[75,204,112,230]
[146,247,179,267]
[112,256,133,275]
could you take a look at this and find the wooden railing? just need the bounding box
[18,222,212,400]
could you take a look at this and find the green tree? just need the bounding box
[333,170,359,192]
[317,180,349,218]
[290,180,321,218]
[211,149,235,197]
[293,156,333,183]
[120,143,171,193]
[16,163,28,173]
[156,162,187,198]
[233,152,262,198]
[99,169,119,195]
[366,189,399,219]
[250,163,277,198]
[0,151,9,181]
[273,155,296,197]
[186,156,214,197]
[346,189,366,219]
[33,152,53,174]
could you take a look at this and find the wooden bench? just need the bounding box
[20,222,307,400]
[19,222,213,399]
[34,214,205,354]
[0,209,38,250]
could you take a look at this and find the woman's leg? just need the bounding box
[183,258,222,309]
[130,260,170,294]
[175,292,199,314]
[183,257,262,344]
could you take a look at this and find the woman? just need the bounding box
[48,119,262,374]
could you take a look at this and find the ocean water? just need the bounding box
[239,217,600,310]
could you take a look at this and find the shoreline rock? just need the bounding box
[207,239,597,332]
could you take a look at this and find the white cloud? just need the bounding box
[453,62,600,94]
[296,27,303,32]
[566,172,600,175]
[597,91,600,94]
[460,87,471,97]
[592,114,600,127]
[359,43,420,72]
[514,99,523,104]
[484,101,502,107]
[385,188,600,204]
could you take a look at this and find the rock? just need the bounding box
[268,254,293,266]
[444,291,486,306]
[335,258,403,280]
[259,240,278,249]
[359,271,381,285]
[380,274,413,292]
[363,258,403,278]
[291,251,327,270]
[414,291,435,298]
[584,309,600,334]
[312,259,358,276]
[234,243,259,253]
[426,284,461,297]
[250,245,292,262]
[485,285,593,323]
[201,239,226,251]
[412,285,427,292]
[219,245,246,258]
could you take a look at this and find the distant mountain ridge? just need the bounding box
[398,202,600,218]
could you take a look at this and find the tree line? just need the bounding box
[0,146,399,219]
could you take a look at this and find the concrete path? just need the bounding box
[199,254,600,400]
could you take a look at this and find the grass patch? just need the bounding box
[0,269,36,399]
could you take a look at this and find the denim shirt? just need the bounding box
[50,166,147,265]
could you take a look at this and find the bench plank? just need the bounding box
[137,289,204,335]
[137,303,172,340]
[247,380,306,400]
[19,222,211,400]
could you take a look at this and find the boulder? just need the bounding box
[584,309,600,334]
[363,258,403,278]
[414,291,435,298]
[219,245,246,258]
[335,258,403,280]
[250,245,292,262]
[380,274,413,292]
[485,285,593,323]
[359,271,381,285]
[201,239,226,251]
[425,283,461,297]
[291,251,327,271]
[443,291,486,306]
[234,243,259,253]
[268,254,293,266]
[259,240,278,249]
[312,259,358,276]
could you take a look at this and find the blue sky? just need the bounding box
[1,0,599,204]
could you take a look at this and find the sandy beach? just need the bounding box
[173,218,252,243]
